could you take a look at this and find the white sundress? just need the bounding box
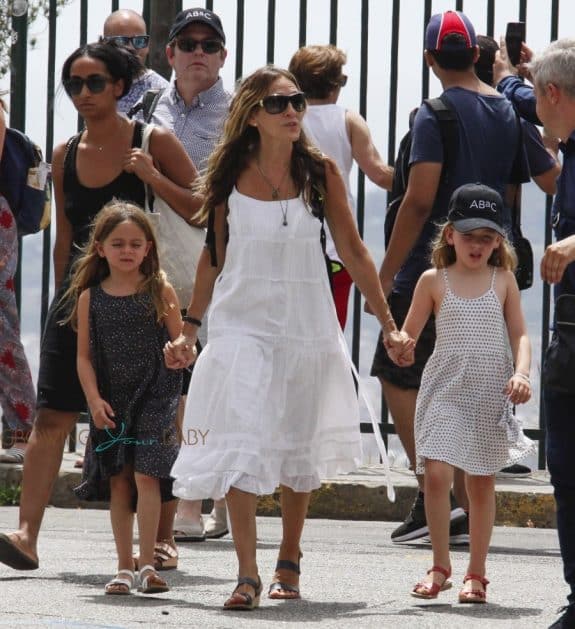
[415,267,535,475]
[171,188,367,499]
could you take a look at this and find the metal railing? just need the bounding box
[6,0,563,468]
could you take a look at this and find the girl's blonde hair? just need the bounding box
[61,200,168,328]
[431,221,518,270]
[194,64,326,224]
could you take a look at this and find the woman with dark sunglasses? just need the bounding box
[165,65,408,610]
[0,40,200,576]
[100,9,168,116]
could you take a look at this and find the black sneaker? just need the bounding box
[391,491,466,543]
[549,604,575,628]
[496,464,532,478]
[448,514,469,546]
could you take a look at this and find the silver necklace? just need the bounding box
[256,160,290,226]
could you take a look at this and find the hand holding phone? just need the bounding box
[505,22,525,67]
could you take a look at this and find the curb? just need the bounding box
[0,459,556,529]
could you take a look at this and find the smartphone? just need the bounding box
[505,22,525,66]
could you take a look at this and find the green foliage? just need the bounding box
[0,483,22,506]
[0,0,72,78]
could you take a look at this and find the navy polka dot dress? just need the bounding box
[415,268,534,476]
[75,285,182,502]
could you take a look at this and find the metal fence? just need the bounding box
[6,0,564,468]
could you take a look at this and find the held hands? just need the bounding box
[88,397,116,430]
[164,334,198,370]
[123,148,157,184]
[384,330,415,367]
[505,373,532,405]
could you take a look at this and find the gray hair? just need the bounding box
[529,38,575,99]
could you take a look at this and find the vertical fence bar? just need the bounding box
[142,0,151,32]
[10,8,28,312]
[486,0,495,36]
[539,0,561,470]
[329,0,338,45]
[266,0,276,64]
[41,0,58,330]
[422,0,432,100]
[298,0,307,47]
[111,0,119,11]
[351,0,369,370]
[235,0,245,81]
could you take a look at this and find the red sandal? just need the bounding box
[411,565,452,599]
[458,573,489,604]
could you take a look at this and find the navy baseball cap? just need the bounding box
[425,10,477,52]
[448,183,506,236]
[168,8,225,43]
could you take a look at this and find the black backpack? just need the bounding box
[384,96,458,247]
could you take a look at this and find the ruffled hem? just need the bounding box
[172,454,361,500]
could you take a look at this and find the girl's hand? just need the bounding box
[505,374,532,405]
[89,398,116,430]
[123,148,157,184]
[384,331,415,366]
[164,335,197,369]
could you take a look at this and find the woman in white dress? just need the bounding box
[165,65,408,611]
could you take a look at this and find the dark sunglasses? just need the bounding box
[175,38,224,54]
[336,74,348,87]
[259,92,307,114]
[64,74,113,97]
[102,35,150,50]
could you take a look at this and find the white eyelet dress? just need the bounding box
[414,267,535,475]
[171,188,366,499]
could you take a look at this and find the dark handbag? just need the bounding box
[509,185,533,291]
[543,294,575,394]
[514,233,534,290]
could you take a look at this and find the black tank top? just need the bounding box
[63,121,146,256]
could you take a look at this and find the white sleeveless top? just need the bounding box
[303,104,353,262]
[414,267,534,475]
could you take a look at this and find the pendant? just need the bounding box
[283,217,288,226]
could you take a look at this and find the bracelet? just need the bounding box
[182,315,202,327]
[514,372,531,383]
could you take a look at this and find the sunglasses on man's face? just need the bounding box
[175,38,224,54]
[64,74,113,97]
[102,35,150,50]
[259,92,307,115]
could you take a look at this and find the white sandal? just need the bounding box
[138,563,170,594]
[104,569,135,595]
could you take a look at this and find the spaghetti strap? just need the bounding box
[442,268,450,291]
[490,266,497,290]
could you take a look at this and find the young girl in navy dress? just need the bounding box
[63,201,187,595]
[395,184,534,604]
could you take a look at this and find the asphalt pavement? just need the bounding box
[0,506,566,629]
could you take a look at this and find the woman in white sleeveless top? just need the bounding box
[289,44,393,328]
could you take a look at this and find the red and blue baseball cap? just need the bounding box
[425,10,477,52]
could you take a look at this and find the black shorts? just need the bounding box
[370,291,435,390]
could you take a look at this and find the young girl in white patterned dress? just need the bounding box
[394,183,534,604]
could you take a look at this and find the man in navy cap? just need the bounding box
[370,10,529,556]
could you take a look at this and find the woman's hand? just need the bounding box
[164,334,197,369]
[123,148,157,184]
[88,397,116,430]
[505,374,532,405]
[384,330,415,366]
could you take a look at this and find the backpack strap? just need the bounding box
[127,88,165,123]
[423,96,458,185]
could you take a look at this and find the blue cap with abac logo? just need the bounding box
[447,183,505,236]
